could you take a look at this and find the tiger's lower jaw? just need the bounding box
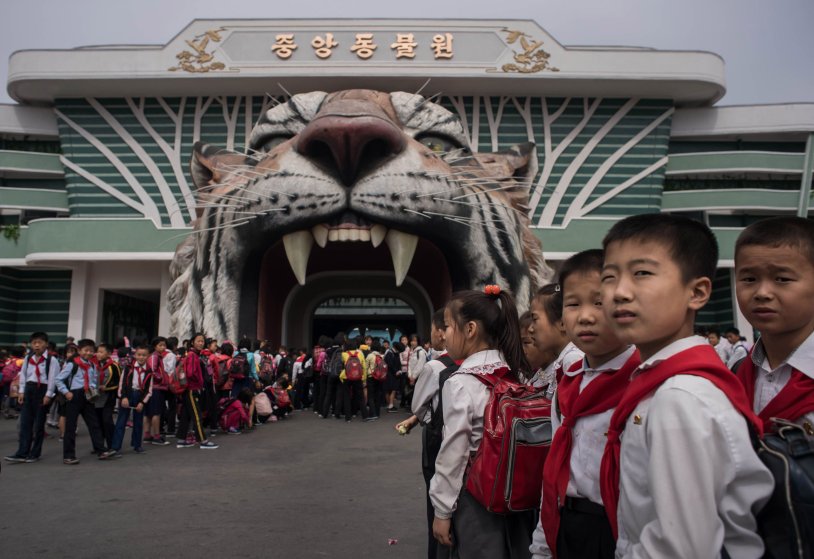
[282,225,419,287]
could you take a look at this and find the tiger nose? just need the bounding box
[296,115,406,186]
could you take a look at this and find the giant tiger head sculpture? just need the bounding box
[168,90,551,341]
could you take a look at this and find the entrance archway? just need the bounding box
[282,271,432,347]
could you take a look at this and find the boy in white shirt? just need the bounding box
[530,250,639,559]
[599,213,773,558]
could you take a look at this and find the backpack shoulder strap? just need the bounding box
[437,354,456,369]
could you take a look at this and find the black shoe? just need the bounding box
[24,456,40,463]
[4,455,26,463]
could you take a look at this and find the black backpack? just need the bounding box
[327,349,344,378]
[753,419,814,559]
[276,355,292,378]
[422,354,459,472]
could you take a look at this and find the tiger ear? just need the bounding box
[470,142,537,186]
[190,141,255,191]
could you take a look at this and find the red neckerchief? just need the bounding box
[599,344,761,538]
[541,350,640,557]
[28,354,46,386]
[74,357,92,392]
[736,351,814,431]
[133,362,148,390]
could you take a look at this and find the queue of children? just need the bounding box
[395,214,814,559]
[1,334,321,465]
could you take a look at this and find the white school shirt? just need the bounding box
[407,347,428,381]
[615,336,773,559]
[713,337,732,364]
[529,345,636,559]
[531,342,583,400]
[751,328,814,429]
[429,349,505,520]
[411,351,449,424]
[726,341,749,370]
[163,351,177,376]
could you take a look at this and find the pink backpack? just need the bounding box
[254,392,273,416]
[2,359,20,386]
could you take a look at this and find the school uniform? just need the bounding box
[529,343,583,399]
[111,361,152,451]
[604,336,773,559]
[162,350,178,435]
[94,359,121,449]
[366,351,385,418]
[56,357,108,460]
[530,346,638,559]
[430,349,535,559]
[146,351,168,419]
[726,341,749,371]
[736,329,814,432]
[413,351,455,559]
[175,350,206,442]
[9,350,60,460]
[340,350,368,421]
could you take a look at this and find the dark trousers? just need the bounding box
[313,375,326,414]
[422,427,438,559]
[556,499,615,559]
[176,390,205,442]
[367,380,383,418]
[323,376,340,417]
[95,393,116,449]
[63,390,107,459]
[111,390,144,451]
[296,376,311,408]
[163,392,177,434]
[399,373,411,407]
[447,488,535,559]
[342,380,367,420]
[15,383,50,459]
[202,384,218,429]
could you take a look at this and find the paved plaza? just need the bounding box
[0,410,428,558]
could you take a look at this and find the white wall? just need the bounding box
[66,260,169,340]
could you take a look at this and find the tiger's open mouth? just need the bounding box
[169,89,546,343]
[283,211,421,287]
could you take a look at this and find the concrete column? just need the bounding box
[798,132,814,217]
[67,262,88,340]
[158,263,172,335]
[730,271,754,345]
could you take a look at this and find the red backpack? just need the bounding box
[464,368,552,514]
[168,358,188,395]
[314,350,327,374]
[371,354,388,382]
[272,386,291,408]
[344,351,364,382]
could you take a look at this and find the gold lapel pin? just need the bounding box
[633,414,642,425]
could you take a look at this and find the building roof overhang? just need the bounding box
[7,19,726,106]
[672,103,814,141]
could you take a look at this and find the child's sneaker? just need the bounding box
[4,455,26,463]
[143,435,154,443]
[63,457,80,465]
[199,441,219,449]
[176,440,195,449]
[100,449,119,459]
[151,436,170,446]
[270,415,278,422]
[133,447,147,454]
[228,428,242,435]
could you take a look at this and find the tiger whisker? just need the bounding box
[158,219,251,246]
[413,78,432,98]
[401,208,432,220]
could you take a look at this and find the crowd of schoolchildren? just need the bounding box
[2,213,813,559]
[0,325,444,465]
[393,214,813,559]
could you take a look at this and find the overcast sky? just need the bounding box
[2,0,812,106]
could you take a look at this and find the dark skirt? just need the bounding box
[442,488,535,559]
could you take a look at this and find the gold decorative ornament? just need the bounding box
[169,28,227,73]
[500,28,559,74]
